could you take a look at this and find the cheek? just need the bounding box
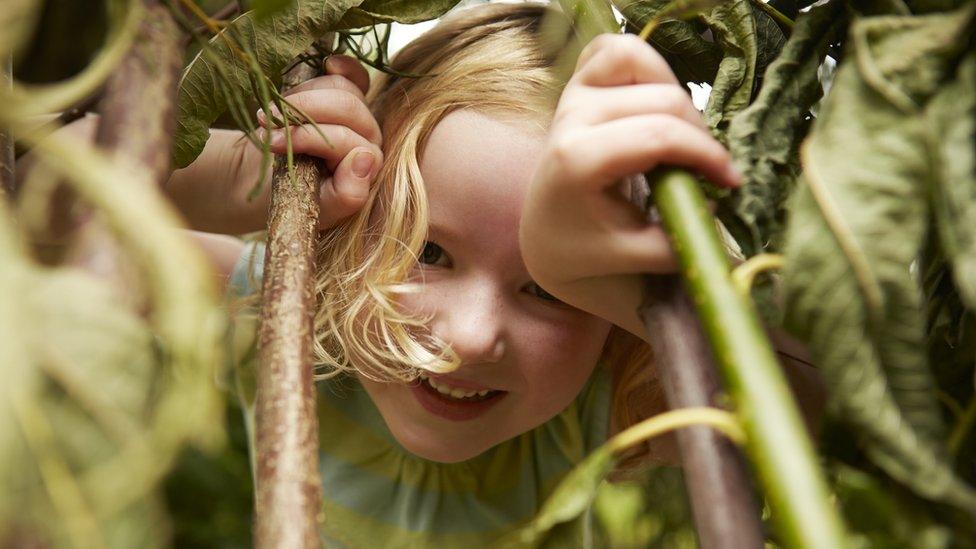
[515,315,611,413]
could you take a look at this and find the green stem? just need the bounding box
[556,1,848,546]
[731,252,785,295]
[652,169,845,548]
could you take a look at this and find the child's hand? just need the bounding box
[259,54,384,229]
[169,54,383,233]
[519,34,741,340]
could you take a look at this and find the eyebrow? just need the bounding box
[427,221,460,243]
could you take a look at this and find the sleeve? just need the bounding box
[224,241,266,428]
[227,240,266,300]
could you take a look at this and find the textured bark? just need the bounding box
[254,61,324,549]
[629,174,764,549]
[76,0,182,291]
[95,1,182,181]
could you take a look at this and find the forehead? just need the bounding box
[419,109,546,247]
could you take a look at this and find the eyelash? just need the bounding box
[417,241,565,305]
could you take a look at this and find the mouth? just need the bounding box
[410,374,507,421]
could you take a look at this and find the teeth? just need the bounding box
[420,374,490,399]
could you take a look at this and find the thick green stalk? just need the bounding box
[653,169,845,548]
[555,1,848,546]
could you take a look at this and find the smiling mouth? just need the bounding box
[417,374,503,402]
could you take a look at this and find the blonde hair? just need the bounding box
[311,2,667,459]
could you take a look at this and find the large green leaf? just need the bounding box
[335,0,463,28]
[173,0,364,168]
[783,7,976,510]
[701,0,757,133]
[928,51,976,310]
[613,0,723,84]
[723,1,847,256]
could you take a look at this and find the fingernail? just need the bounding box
[352,150,374,178]
[324,55,337,74]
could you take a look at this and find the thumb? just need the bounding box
[317,147,381,230]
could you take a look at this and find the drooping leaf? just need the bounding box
[701,0,758,133]
[173,0,364,168]
[614,0,722,84]
[335,0,463,28]
[928,51,976,310]
[722,1,847,256]
[783,7,976,510]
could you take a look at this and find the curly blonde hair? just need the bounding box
[311,2,667,455]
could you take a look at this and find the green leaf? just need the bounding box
[750,4,787,87]
[335,0,463,28]
[702,0,758,133]
[614,0,723,84]
[783,7,976,511]
[252,0,296,20]
[927,51,976,310]
[723,1,847,256]
[501,446,615,547]
[173,0,364,168]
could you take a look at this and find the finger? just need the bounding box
[266,123,379,173]
[281,73,366,101]
[571,34,678,87]
[324,54,371,96]
[556,83,706,131]
[318,147,382,229]
[612,223,680,274]
[268,88,381,145]
[551,114,742,190]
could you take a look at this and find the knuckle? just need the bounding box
[660,86,690,114]
[322,74,363,98]
[641,116,677,150]
[329,88,361,112]
[549,132,579,166]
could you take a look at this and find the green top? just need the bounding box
[227,242,612,547]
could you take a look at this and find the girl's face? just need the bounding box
[358,109,613,463]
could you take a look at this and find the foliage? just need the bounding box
[4,0,976,546]
[1,0,226,545]
[782,4,976,512]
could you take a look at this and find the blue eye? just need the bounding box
[527,282,564,304]
[419,241,449,266]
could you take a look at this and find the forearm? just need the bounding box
[166,129,269,234]
[188,230,246,291]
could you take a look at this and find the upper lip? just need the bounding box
[420,373,502,392]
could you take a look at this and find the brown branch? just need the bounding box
[96,0,182,180]
[628,174,764,549]
[254,51,327,549]
[64,0,184,282]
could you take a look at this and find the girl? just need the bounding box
[155,1,814,545]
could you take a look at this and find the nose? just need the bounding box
[430,281,507,365]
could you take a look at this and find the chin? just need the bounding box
[388,422,497,463]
